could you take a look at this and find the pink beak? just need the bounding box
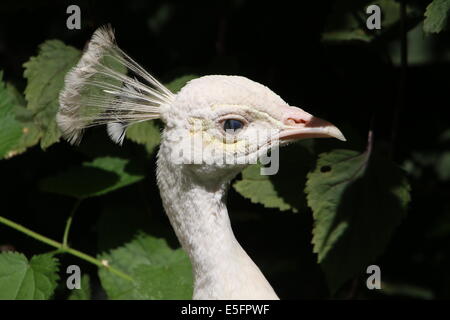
[278,106,346,142]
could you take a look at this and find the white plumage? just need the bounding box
[57,26,345,300]
[57,26,172,145]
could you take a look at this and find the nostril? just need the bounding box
[285,119,296,125]
[286,117,308,125]
[280,105,314,126]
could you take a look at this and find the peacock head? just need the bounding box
[57,26,345,181]
[160,75,345,178]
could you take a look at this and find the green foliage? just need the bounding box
[39,156,145,199]
[403,148,450,181]
[306,148,410,293]
[68,274,91,300]
[0,72,40,159]
[440,128,450,142]
[23,40,81,149]
[323,0,420,43]
[322,31,372,43]
[126,121,161,154]
[380,281,434,300]
[98,233,193,299]
[233,143,314,212]
[124,75,197,153]
[0,252,59,300]
[436,152,450,180]
[321,0,380,43]
[424,0,450,33]
[234,164,294,211]
[166,74,198,93]
[0,73,24,159]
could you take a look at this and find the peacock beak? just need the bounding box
[277,106,346,142]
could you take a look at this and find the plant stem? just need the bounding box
[0,215,61,248]
[62,199,82,248]
[0,215,133,282]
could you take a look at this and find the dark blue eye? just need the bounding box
[223,119,244,131]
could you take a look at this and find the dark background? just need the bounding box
[0,0,449,299]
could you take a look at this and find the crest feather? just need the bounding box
[57,25,173,145]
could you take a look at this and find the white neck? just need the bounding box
[156,139,279,300]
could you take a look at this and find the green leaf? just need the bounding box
[306,148,410,293]
[123,75,198,152]
[23,40,81,149]
[439,128,450,142]
[322,30,372,43]
[0,71,41,159]
[424,0,450,34]
[233,143,314,212]
[436,151,450,180]
[39,156,145,199]
[98,233,193,299]
[0,73,24,159]
[321,1,373,43]
[380,281,434,300]
[165,74,198,93]
[0,252,59,300]
[234,164,293,211]
[68,274,91,300]
[322,0,419,44]
[126,121,161,154]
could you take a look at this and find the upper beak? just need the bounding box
[278,106,346,142]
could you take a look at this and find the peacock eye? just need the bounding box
[223,119,244,132]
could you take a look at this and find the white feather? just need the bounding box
[107,122,127,145]
[57,25,174,145]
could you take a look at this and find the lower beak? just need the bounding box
[278,116,346,142]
